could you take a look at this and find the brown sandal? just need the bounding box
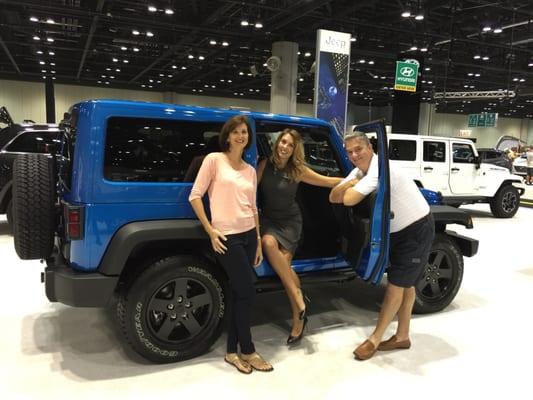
[224,353,252,374]
[241,352,274,372]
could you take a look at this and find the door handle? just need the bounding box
[423,167,433,171]
[451,167,460,172]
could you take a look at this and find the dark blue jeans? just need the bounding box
[215,228,257,354]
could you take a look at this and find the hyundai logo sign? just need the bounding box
[400,66,415,77]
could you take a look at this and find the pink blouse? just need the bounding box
[189,152,258,235]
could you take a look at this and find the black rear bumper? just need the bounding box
[44,251,118,307]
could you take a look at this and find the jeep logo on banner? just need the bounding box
[394,60,419,92]
[314,29,351,137]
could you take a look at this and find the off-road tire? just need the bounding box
[414,234,464,314]
[489,184,519,218]
[117,255,227,363]
[13,154,56,259]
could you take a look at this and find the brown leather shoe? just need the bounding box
[377,335,411,351]
[353,339,377,360]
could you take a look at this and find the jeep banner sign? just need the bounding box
[314,29,351,137]
[394,60,419,92]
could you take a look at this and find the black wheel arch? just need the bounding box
[98,219,218,278]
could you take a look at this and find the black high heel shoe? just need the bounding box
[287,290,310,345]
[286,315,308,345]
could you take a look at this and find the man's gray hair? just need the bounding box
[343,130,370,146]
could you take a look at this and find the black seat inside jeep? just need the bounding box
[331,191,376,267]
[293,182,340,259]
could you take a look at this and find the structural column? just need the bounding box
[45,78,56,123]
[270,41,298,115]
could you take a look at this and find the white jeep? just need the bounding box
[383,134,524,218]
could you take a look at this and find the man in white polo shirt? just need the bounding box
[329,131,434,361]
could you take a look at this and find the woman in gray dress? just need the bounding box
[257,128,342,345]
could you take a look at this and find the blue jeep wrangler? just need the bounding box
[11,100,478,363]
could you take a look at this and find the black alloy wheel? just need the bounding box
[490,185,519,218]
[413,234,463,314]
[146,277,214,344]
[117,255,227,363]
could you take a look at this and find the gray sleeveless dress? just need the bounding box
[259,160,302,253]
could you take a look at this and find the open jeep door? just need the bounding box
[340,119,390,285]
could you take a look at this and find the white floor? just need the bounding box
[1,205,532,400]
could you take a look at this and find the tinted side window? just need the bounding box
[6,131,61,153]
[452,143,475,164]
[104,117,222,182]
[423,141,446,162]
[389,139,416,161]
[255,121,342,177]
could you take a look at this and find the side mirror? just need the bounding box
[474,155,481,169]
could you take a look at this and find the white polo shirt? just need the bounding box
[340,154,429,233]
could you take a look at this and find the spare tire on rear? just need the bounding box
[13,154,56,259]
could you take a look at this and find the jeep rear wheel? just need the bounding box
[117,256,227,363]
[413,234,463,314]
[13,154,56,259]
[489,185,519,218]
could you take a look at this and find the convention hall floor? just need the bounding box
[1,203,531,400]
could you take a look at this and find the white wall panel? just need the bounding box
[54,84,165,121]
[429,112,527,148]
[0,80,46,123]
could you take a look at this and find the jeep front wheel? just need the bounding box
[413,234,463,314]
[117,256,227,363]
[489,185,519,218]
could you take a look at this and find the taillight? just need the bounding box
[65,205,84,240]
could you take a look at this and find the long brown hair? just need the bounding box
[270,128,305,181]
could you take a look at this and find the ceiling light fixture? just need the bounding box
[410,45,418,51]
[401,11,411,18]
[482,56,489,61]
[222,41,229,46]
[420,47,428,52]
[188,54,194,59]
[132,30,140,35]
[209,40,217,45]
[415,13,424,20]
[121,46,127,51]
[482,26,491,32]
[304,52,311,57]
[36,50,43,54]
[255,22,263,28]
[33,36,40,41]
[164,9,174,15]
[172,65,177,69]
[241,20,249,26]
[146,31,154,37]
[133,47,139,52]
[46,18,55,24]
[148,6,157,12]
[473,55,481,59]
[30,16,38,22]
[350,37,356,42]
[48,51,55,56]
[46,37,54,42]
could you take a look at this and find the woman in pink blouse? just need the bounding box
[189,115,273,374]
